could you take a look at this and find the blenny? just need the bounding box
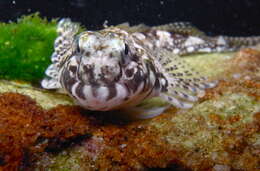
[41,19,260,118]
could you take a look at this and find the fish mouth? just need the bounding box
[71,82,131,111]
[66,76,152,111]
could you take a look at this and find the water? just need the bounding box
[0,0,259,35]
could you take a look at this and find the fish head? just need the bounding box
[60,28,156,111]
[75,29,128,85]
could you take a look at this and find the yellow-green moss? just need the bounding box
[0,13,57,83]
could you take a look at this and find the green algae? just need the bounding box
[0,13,57,83]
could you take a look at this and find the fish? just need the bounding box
[41,19,260,118]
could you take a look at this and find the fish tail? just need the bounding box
[221,35,260,49]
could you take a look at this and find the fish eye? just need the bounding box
[125,44,129,55]
[121,44,131,65]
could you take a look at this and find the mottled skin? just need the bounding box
[44,25,165,110]
[41,19,260,112]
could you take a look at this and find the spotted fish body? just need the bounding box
[42,19,260,112]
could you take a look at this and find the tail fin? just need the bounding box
[219,36,260,50]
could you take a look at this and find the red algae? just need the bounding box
[0,93,94,170]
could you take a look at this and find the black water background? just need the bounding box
[0,0,259,36]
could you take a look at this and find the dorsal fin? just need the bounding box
[115,22,206,36]
[219,35,260,49]
[151,22,206,36]
[114,23,150,33]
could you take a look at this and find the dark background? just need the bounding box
[0,0,260,36]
